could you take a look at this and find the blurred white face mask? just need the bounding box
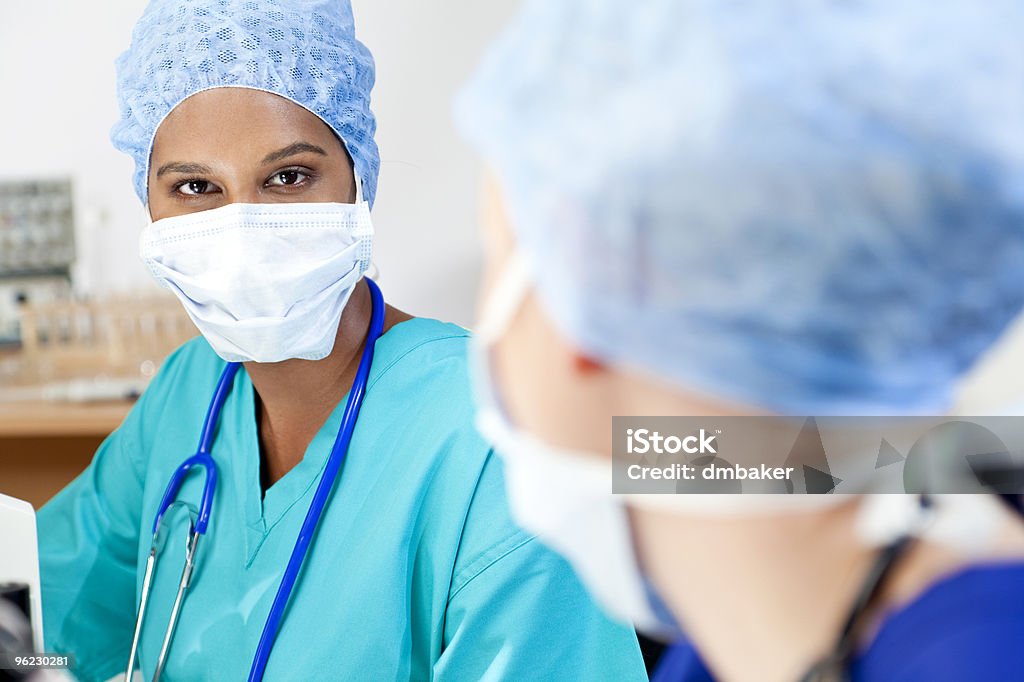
[141,177,373,363]
[472,249,679,636]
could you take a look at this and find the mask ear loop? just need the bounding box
[354,171,365,205]
[353,171,381,281]
[471,246,533,434]
[476,249,533,344]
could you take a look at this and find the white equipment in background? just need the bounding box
[0,493,44,651]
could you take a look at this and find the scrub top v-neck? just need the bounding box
[37,318,647,682]
[234,362,352,563]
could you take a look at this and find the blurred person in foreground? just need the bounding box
[457,1,1024,680]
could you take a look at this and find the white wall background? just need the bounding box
[1,0,1023,410]
[0,0,516,327]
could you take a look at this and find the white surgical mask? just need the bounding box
[141,178,373,363]
[472,249,676,636]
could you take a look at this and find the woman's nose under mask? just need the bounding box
[141,179,374,364]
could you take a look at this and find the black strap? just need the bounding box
[798,495,928,682]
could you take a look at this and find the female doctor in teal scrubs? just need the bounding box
[35,1,646,680]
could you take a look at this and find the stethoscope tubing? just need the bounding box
[151,361,242,537]
[248,277,385,681]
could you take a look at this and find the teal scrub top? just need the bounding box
[37,319,645,681]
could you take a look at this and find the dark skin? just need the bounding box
[149,88,412,489]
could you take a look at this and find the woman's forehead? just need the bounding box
[151,87,345,161]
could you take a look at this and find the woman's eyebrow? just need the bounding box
[261,142,328,165]
[155,161,214,178]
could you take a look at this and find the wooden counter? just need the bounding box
[0,400,132,438]
[0,400,133,508]
[0,297,191,508]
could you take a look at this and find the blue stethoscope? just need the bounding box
[125,278,385,682]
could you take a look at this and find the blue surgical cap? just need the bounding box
[456,0,1024,415]
[112,0,379,207]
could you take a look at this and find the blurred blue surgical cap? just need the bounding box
[456,0,1024,415]
[112,0,379,207]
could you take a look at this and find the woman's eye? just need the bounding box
[177,180,213,196]
[268,170,308,187]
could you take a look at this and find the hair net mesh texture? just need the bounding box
[456,0,1024,415]
[112,0,378,207]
